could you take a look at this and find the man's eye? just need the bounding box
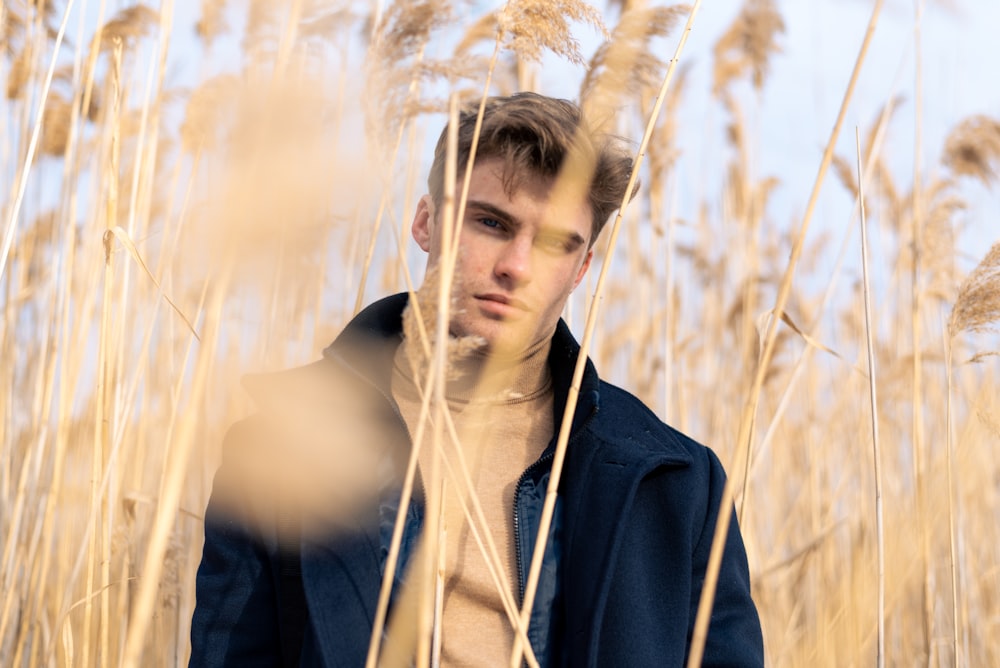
[479,217,502,229]
[538,235,570,253]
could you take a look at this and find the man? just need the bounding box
[191,92,763,667]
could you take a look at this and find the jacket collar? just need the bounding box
[322,293,409,389]
[323,293,602,434]
[324,293,695,466]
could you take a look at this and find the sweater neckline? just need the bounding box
[392,311,553,406]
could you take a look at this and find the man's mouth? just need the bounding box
[475,293,529,315]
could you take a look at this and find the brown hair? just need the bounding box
[427,92,637,245]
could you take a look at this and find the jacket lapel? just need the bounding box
[292,295,407,666]
[561,434,691,664]
[301,525,382,668]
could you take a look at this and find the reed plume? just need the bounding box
[40,93,72,156]
[920,178,964,300]
[713,0,785,95]
[498,0,607,66]
[943,114,1000,186]
[949,242,1000,339]
[6,48,30,100]
[94,5,159,52]
[196,0,230,50]
[580,4,686,131]
[365,0,453,158]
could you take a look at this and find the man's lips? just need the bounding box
[475,293,529,312]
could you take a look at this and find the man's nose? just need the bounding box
[494,236,533,285]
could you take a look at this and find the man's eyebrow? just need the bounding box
[539,223,587,250]
[466,200,519,227]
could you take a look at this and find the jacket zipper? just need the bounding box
[512,403,599,606]
[513,451,553,606]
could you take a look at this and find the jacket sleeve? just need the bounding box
[687,447,764,667]
[189,420,283,668]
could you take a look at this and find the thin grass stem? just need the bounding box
[856,127,885,668]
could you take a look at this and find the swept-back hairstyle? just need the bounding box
[427,92,637,244]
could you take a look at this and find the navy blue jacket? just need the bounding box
[191,294,764,667]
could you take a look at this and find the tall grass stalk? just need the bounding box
[856,127,885,668]
[944,334,960,666]
[94,37,123,668]
[416,92,462,668]
[909,1,934,662]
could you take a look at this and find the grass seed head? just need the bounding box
[2,7,26,47]
[949,242,1000,339]
[95,5,159,52]
[943,115,1000,187]
[713,0,785,95]
[921,178,964,299]
[196,0,230,50]
[581,5,687,132]
[40,93,72,156]
[365,0,454,159]
[499,0,607,66]
[831,153,861,203]
[6,47,30,100]
[373,0,451,66]
[401,265,488,383]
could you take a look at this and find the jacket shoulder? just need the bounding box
[590,380,715,468]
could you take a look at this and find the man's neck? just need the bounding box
[394,319,552,405]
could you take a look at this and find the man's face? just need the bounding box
[411,157,594,356]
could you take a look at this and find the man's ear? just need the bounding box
[411,195,436,252]
[572,249,594,290]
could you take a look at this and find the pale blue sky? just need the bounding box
[527,0,1000,265]
[89,0,1000,270]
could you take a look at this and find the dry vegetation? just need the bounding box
[1,0,999,666]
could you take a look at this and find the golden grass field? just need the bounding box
[1,0,999,666]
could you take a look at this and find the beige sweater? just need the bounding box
[390,332,554,666]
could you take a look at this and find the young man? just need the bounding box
[191,92,763,667]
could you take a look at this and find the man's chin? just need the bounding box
[471,327,538,358]
[452,312,542,353]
